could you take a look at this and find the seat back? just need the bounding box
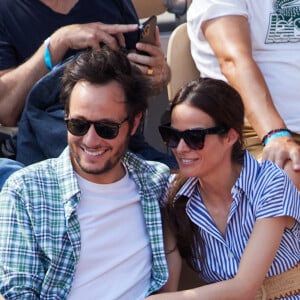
[131,0,167,19]
[167,22,199,101]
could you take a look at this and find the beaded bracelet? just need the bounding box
[262,128,292,146]
[44,37,53,71]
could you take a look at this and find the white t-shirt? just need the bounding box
[68,170,152,300]
[187,0,300,133]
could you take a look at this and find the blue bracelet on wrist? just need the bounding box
[263,129,292,146]
[44,37,53,71]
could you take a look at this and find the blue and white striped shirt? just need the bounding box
[174,151,300,298]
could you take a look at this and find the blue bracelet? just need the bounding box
[263,130,292,146]
[44,37,53,71]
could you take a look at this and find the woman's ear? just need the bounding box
[130,112,143,136]
[226,128,240,146]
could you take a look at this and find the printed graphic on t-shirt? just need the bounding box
[266,0,300,43]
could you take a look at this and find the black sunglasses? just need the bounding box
[65,117,129,139]
[159,124,228,150]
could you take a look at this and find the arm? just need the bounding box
[202,16,300,185]
[0,185,42,298]
[158,223,182,293]
[0,22,138,126]
[147,216,293,300]
[127,26,171,95]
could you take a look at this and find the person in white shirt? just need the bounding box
[187,0,300,189]
[0,48,172,299]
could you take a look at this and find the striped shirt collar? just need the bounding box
[174,151,259,202]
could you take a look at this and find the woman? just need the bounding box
[150,78,300,299]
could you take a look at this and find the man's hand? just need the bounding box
[49,22,139,65]
[262,136,300,189]
[262,136,300,170]
[127,27,170,95]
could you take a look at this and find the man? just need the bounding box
[187,0,300,189]
[0,48,170,299]
[0,0,176,168]
[0,0,169,126]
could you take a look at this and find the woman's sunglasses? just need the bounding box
[65,117,129,139]
[158,124,228,150]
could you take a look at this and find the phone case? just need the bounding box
[138,15,157,45]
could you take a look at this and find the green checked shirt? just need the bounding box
[0,148,169,299]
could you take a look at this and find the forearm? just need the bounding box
[159,247,182,292]
[203,16,287,140]
[157,220,182,293]
[150,61,171,96]
[220,55,286,139]
[0,26,80,126]
[0,48,48,126]
[0,22,137,126]
[0,190,42,298]
[148,278,255,300]
[218,53,300,185]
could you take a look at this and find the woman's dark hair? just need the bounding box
[165,78,245,271]
[60,47,151,127]
[163,175,204,272]
[171,77,245,161]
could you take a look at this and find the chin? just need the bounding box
[76,159,106,175]
[179,166,197,177]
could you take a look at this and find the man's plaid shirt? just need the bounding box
[0,148,169,299]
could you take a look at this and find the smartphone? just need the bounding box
[138,15,157,45]
[121,16,157,55]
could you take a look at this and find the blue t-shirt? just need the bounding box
[0,0,138,69]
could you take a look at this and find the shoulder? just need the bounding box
[246,158,300,219]
[3,158,58,191]
[1,153,78,212]
[0,0,15,27]
[0,0,28,19]
[242,152,289,195]
[0,0,12,11]
[258,160,299,206]
[188,0,248,21]
[258,159,288,187]
[3,147,74,191]
[124,151,169,170]
[187,0,248,45]
[123,152,169,183]
[0,159,58,217]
